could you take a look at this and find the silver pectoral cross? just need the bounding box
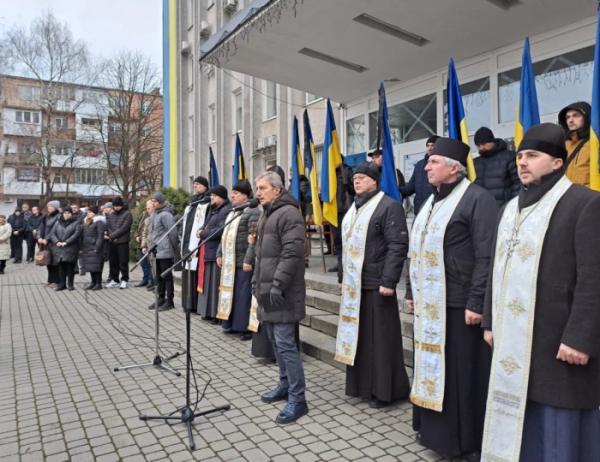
[505,228,520,260]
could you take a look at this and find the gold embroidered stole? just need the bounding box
[335,191,385,366]
[247,296,259,333]
[183,202,209,270]
[481,176,571,462]
[216,211,242,321]
[409,178,470,411]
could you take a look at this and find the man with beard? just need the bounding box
[180,176,210,312]
[335,162,410,408]
[481,123,600,462]
[408,137,497,461]
[558,101,592,188]
[473,127,520,206]
[197,185,231,320]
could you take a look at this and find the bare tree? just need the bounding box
[93,51,163,200]
[1,11,93,202]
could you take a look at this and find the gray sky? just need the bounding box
[0,0,163,73]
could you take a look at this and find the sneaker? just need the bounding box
[261,385,289,404]
[275,401,308,424]
[105,280,119,288]
[119,281,128,289]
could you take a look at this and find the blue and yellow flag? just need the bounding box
[209,146,219,187]
[290,116,304,201]
[588,14,600,191]
[320,99,343,227]
[303,110,323,226]
[377,82,401,201]
[232,133,247,186]
[514,37,540,149]
[447,58,477,181]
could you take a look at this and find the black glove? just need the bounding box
[269,286,286,310]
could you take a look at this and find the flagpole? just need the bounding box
[318,224,327,273]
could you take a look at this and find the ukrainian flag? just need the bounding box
[514,37,540,148]
[232,133,247,186]
[303,110,323,226]
[209,146,219,187]
[447,59,476,181]
[320,99,343,227]
[290,116,304,201]
[377,82,401,201]
[589,14,600,191]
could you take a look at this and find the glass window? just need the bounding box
[17,85,40,102]
[443,77,491,134]
[56,117,67,130]
[498,46,594,124]
[346,115,366,155]
[264,81,277,119]
[368,93,437,148]
[306,93,321,105]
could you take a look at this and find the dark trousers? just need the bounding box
[0,260,6,273]
[108,242,129,282]
[155,258,174,301]
[26,232,36,261]
[57,261,75,288]
[264,322,306,403]
[90,271,103,286]
[140,250,154,284]
[11,235,23,261]
[47,264,59,284]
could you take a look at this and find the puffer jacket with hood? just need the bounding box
[558,101,591,187]
[473,138,520,206]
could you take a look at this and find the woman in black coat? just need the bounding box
[39,201,61,286]
[79,206,106,290]
[48,207,82,291]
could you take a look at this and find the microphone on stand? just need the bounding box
[231,198,260,212]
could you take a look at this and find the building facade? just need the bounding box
[0,75,163,215]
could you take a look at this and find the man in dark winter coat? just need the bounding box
[481,123,600,462]
[407,137,498,460]
[25,206,43,262]
[148,193,179,310]
[473,127,520,206]
[48,207,82,291]
[196,185,232,320]
[253,171,308,425]
[558,101,591,188]
[327,160,355,272]
[106,196,133,289]
[400,135,438,215]
[8,208,25,263]
[335,162,410,408]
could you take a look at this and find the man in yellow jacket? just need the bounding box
[558,101,591,187]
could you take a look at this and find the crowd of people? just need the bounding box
[2,100,599,461]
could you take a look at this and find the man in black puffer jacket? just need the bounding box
[253,170,308,425]
[473,127,520,206]
[106,196,133,289]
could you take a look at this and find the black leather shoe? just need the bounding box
[240,333,253,341]
[84,283,95,290]
[146,284,155,291]
[55,286,66,291]
[368,398,391,409]
[275,401,308,424]
[149,299,165,310]
[158,301,175,311]
[261,385,289,403]
[92,285,103,291]
[67,286,75,291]
[135,280,148,288]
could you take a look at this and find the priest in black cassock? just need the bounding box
[407,137,497,461]
[180,176,210,313]
[481,123,600,462]
[197,185,231,321]
[335,162,410,408]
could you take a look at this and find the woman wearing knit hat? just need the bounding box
[80,206,106,290]
[38,201,61,287]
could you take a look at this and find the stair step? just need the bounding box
[302,306,339,337]
[299,325,344,371]
[305,272,340,295]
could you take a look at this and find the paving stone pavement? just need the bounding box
[0,262,455,461]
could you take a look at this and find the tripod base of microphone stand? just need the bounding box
[139,404,231,450]
[113,354,182,376]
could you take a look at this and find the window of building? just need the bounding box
[55,117,67,130]
[264,81,277,120]
[498,45,594,124]
[368,93,437,148]
[17,85,40,102]
[15,110,41,124]
[81,118,101,128]
[109,123,122,135]
[443,76,491,134]
[346,115,366,155]
[142,100,152,115]
[53,144,72,156]
[43,86,74,101]
[233,89,243,133]
[208,104,216,142]
[16,167,40,182]
[17,143,37,156]
[306,93,322,105]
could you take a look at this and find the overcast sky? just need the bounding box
[0,0,163,73]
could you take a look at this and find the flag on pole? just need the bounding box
[447,58,477,181]
[376,82,401,201]
[209,146,219,187]
[588,13,600,191]
[232,133,247,186]
[290,116,304,201]
[514,37,540,149]
[320,99,343,227]
[303,110,323,225]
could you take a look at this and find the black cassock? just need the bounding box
[413,307,491,458]
[346,290,410,403]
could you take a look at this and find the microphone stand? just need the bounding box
[113,199,207,375]
[139,209,246,450]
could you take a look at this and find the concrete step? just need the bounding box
[299,325,344,371]
[302,306,339,337]
[305,271,340,296]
